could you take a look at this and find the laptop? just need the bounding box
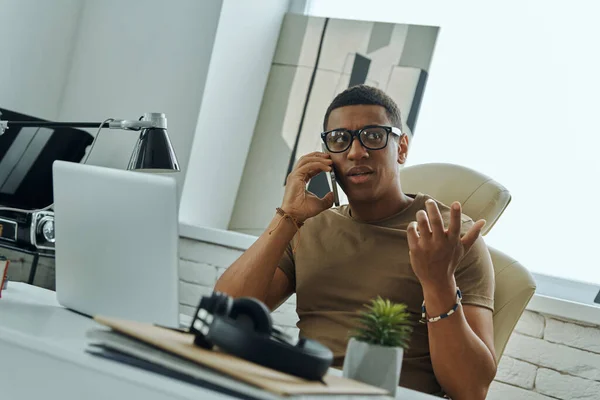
[52,161,180,328]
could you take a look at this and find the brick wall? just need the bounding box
[180,237,600,400]
[487,310,600,400]
[178,238,300,338]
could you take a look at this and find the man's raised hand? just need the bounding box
[406,199,486,289]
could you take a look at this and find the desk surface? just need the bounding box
[0,283,438,400]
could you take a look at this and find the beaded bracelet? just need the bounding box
[420,287,462,324]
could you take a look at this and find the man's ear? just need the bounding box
[397,134,409,164]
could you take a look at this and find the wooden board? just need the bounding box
[93,315,389,397]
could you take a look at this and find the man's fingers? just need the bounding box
[294,161,332,182]
[407,221,420,249]
[425,199,444,239]
[416,210,432,241]
[300,151,330,159]
[318,191,334,210]
[294,156,332,177]
[296,153,331,169]
[447,202,462,241]
[461,219,486,250]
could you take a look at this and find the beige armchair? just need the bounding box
[399,162,536,362]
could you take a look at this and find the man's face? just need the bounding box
[325,104,409,203]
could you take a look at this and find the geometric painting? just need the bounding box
[229,14,439,236]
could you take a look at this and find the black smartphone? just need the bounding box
[321,144,340,207]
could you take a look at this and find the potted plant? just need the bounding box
[342,296,414,396]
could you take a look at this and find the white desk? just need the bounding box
[0,283,438,400]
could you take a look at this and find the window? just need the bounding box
[308,0,600,286]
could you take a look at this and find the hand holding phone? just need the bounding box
[321,144,340,207]
[280,150,336,223]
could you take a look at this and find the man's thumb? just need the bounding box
[461,219,486,250]
[320,191,334,209]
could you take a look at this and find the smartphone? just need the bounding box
[321,144,340,207]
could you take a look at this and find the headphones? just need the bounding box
[189,291,333,381]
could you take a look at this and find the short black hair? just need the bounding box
[323,84,402,131]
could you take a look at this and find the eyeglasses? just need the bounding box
[320,125,403,153]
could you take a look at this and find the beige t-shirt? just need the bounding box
[278,192,495,397]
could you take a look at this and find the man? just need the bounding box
[215,85,497,399]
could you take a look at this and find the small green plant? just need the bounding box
[349,296,413,349]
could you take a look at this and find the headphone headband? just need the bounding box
[189,291,333,381]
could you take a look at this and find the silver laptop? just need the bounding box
[52,161,180,328]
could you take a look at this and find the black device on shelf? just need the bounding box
[1,107,181,284]
[0,107,93,211]
[0,107,93,278]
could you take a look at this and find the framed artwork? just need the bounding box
[230,14,439,236]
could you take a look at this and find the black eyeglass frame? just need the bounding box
[320,125,404,153]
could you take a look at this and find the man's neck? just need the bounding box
[348,188,414,222]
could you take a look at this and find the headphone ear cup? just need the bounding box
[191,291,232,349]
[213,291,233,316]
[229,297,273,335]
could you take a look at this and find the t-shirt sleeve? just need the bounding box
[454,235,495,312]
[277,242,296,290]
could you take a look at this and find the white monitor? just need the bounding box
[52,161,180,328]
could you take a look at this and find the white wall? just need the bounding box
[0,0,83,119]
[307,0,600,286]
[58,0,224,194]
[0,0,303,229]
[179,0,292,229]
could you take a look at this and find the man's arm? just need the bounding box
[214,151,334,308]
[423,282,496,400]
[407,199,496,400]
[265,267,295,311]
[214,213,297,307]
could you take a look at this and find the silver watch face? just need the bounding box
[42,220,55,243]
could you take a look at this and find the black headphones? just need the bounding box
[189,291,333,381]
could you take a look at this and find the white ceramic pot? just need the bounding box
[342,337,403,397]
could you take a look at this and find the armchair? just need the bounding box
[399,162,536,362]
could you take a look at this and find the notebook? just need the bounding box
[87,316,390,399]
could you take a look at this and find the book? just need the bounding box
[86,316,390,399]
[0,258,9,298]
